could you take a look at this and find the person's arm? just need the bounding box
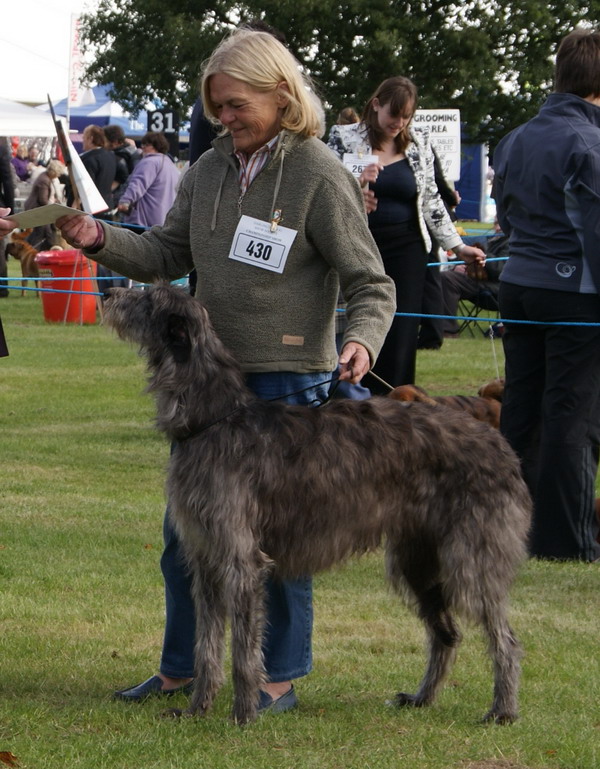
[491,137,512,237]
[572,147,600,295]
[419,139,485,265]
[57,164,196,283]
[36,177,52,207]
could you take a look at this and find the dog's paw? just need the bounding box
[386,692,425,709]
[481,709,517,725]
[231,708,257,726]
[159,707,185,719]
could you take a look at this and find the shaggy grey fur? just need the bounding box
[105,283,531,726]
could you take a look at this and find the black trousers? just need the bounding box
[499,282,600,561]
[369,224,427,391]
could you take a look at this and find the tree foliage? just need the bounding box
[80,0,600,146]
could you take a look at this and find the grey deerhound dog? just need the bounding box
[105,283,531,726]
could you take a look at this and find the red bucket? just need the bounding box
[34,250,97,324]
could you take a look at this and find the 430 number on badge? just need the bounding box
[245,239,273,261]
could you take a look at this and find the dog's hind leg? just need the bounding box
[185,557,227,718]
[386,541,461,709]
[480,602,522,724]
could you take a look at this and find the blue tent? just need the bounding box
[47,85,189,139]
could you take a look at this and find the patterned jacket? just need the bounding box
[327,122,462,252]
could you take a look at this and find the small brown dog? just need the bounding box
[478,378,505,402]
[6,230,40,296]
[389,380,503,429]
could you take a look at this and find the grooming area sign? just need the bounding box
[413,109,461,181]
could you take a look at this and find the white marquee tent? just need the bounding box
[0,97,56,137]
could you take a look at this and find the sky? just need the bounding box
[0,0,99,105]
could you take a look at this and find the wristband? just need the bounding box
[88,220,105,252]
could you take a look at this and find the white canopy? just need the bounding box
[0,97,56,137]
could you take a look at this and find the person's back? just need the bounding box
[117,131,180,228]
[492,27,600,562]
[122,153,179,227]
[81,125,117,211]
[494,95,600,294]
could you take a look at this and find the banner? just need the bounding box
[68,15,86,109]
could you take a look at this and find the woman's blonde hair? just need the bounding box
[46,159,65,177]
[201,29,322,139]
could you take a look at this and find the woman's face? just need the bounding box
[373,98,415,139]
[209,73,287,155]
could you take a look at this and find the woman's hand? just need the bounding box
[362,187,378,214]
[358,163,383,214]
[338,342,371,384]
[0,208,14,238]
[358,162,383,189]
[456,244,486,266]
[56,214,102,250]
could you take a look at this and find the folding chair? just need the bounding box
[457,287,500,337]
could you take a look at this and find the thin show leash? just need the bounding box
[187,369,395,437]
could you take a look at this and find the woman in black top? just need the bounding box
[328,77,484,388]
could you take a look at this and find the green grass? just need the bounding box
[0,282,598,769]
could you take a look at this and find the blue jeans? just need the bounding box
[160,370,334,681]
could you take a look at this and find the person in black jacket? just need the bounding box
[80,124,117,216]
[104,124,141,206]
[0,139,15,298]
[493,28,600,561]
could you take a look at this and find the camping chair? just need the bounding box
[457,287,500,338]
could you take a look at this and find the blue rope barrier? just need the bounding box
[3,281,599,326]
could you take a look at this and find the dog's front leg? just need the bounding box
[185,557,227,717]
[229,552,270,725]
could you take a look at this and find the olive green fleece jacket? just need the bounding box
[87,131,396,374]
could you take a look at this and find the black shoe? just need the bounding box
[113,675,193,702]
[257,686,298,714]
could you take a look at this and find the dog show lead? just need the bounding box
[15,29,397,715]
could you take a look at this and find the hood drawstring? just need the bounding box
[211,166,229,232]
[270,142,285,223]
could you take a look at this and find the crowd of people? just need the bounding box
[0,21,598,720]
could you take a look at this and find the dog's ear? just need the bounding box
[166,313,192,363]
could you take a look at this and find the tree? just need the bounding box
[80,0,600,147]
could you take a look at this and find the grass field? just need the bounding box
[0,276,598,769]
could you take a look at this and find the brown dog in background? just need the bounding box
[389,379,504,429]
[5,230,40,296]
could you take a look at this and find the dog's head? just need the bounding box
[104,282,212,366]
[478,378,505,402]
[8,228,32,244]
[105,282,246,440]
[5,241,29,260]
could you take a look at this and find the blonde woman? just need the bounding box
[23,159,65,250]
[27,29,396,712]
